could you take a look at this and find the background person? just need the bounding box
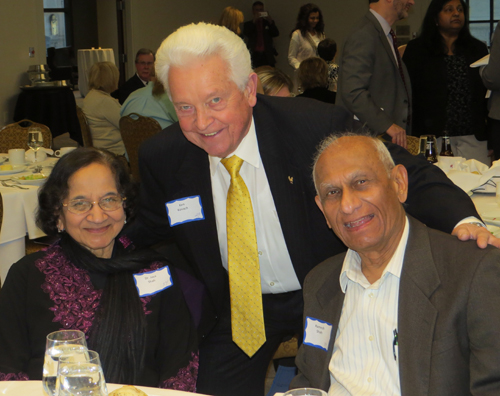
[255,66,293,96]
[0,148,198,389]
[403,0,489,164]
[112,48,155,105]
[218,6,244,37]
[243,1,279,68]
[82,62,127,158]
[317,38,339,92]
[296,57,336,104]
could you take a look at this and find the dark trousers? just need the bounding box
[196,290,303,396]
[251,51,275,68]
[488,118,500,160]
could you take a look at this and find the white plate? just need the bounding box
[0,381,203,395]
[12,175,48,185]
[0,166,27,175]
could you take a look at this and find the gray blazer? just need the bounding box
[481,24,500,120]
[336,11,411,134]
[292,216,500,395]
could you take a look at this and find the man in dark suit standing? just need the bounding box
[292,134,500,395]
[128,22,498,396]
[111,48,154,104]
[337,0,414,148]
[243,1,279,68]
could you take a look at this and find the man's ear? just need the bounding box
[246,73,258,107]
[391,164,408,203]
[315,195,332,229]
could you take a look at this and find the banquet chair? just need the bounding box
[76,105,93,147]
[378,134,420,156]
[119,113,162,182]
[0,120,52,153]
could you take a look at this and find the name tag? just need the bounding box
[134,266,173,297]
[303,316,332,351]
[166,196,205,226]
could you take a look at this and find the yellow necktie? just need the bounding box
[221,155,266,357]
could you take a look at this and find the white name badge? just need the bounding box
[303,316,333,351]
[134,266,173,297]
[166,196,205,226]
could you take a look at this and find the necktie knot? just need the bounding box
[221,155,244,179]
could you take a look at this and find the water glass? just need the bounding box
[42,330,88,396]
[57,350,108,396]
[284,388,328,396]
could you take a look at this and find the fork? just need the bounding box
[1,181,29,190]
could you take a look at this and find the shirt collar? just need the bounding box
[370,9,392,37]
[136,73,148,86]
[339,216,410,292]
[209,117,260,176]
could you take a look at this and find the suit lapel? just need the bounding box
[398,217,440,396]
[366,11,400,72]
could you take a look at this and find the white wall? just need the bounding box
[0,0,46,128]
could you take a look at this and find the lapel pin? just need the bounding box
[288,176,293,184]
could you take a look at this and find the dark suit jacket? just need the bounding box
[403,36,488,139]
[337,11,411,134]
[243,19,279,67]
[297,87,336,104]
[127,95,478,321]
[111,73,145,105]
[292,216,500,395]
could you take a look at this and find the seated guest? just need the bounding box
[296,57,336,103]
[292,133,500,395]
[218,6,244,37]
[317,38,338,92]
[112,48,155,104]
[83,62,127,158]
[255,66,293,97]
[0,148,198,389]
[121,66,178,130]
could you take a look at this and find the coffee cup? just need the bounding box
[55,147,76,158]
[8,149,26,165]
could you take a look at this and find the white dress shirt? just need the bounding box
[209,118,301,294]
[328,217,410,396]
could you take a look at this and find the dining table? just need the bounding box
[77,48,115,97]
[0,157,58,284]
[0,381,207,395]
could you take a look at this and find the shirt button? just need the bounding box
[270,282,275,286]
[369,335,374,341]
[369,293,374,298]
[367,377,372,383]
[258,251,263,256]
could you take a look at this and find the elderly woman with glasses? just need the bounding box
[0,148,198,391]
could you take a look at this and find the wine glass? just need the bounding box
[42,330,88,396]
[27,127,44,163]
[57,350,108,396]
[283,389,327,396]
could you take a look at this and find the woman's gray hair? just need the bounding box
[155,22,253,96]
[312,132,395,194]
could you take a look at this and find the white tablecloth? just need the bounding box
[0,158,58,284]
[0,381,207,395]
[77,48,115,97]
[471,193,500,236]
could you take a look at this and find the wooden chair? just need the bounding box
[0,120,52,152]
[378,134,420,156]
[76,105,93,147]
[119,113,162,182]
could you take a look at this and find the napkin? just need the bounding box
[441,158,500,194]
[25,148,54,162]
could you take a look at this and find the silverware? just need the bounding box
[1,181,28,190]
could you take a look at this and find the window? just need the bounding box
[467,0,499,46]
[43,0,71,50]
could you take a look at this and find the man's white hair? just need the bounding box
[312,132,396,195]
[155,22,253,95]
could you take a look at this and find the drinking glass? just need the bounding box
[27,127,44,163]
[283,388,328,396]
[42,330,88,396]
[57,350,108,396]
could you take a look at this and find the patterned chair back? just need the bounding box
[0,120,52,153]
[76,105,93,147]
[119,113,162,182]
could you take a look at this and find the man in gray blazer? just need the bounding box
[291,133,500,395]
[336,0,414,148]
[481,23,500,159]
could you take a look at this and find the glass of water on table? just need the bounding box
[42,330,88,396]
[57,350,108,396]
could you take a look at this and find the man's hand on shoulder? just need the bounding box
[386,124,407,149]
[452,223,500,249]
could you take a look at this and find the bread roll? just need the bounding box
[108,385,148,396]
